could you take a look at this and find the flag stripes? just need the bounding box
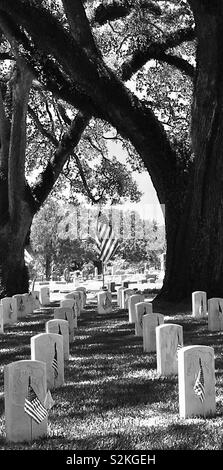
[176,332,183,358]
[24,378,47,424]
[193,358,205,403]
[52,343,59,378]
[24,249,33,265]
[95,211,119,263]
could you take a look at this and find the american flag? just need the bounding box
[103,293,112,310]
[44,389,55,410]
[199,297,204,316]
[219,302,222,314]
[52,343,59,378]
[58,324,62,335]
[24,377,47,424]
[95,211,119,264]
[193,358,205,403]
[176,332,183,358]
[24,248,33,265]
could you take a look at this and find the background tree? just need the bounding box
[0,1,222,300]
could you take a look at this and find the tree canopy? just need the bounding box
[0,1,223,300]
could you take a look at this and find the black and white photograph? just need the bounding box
[0,0,221,463]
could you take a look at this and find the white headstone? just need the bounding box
[54,306,75,342]
[128,294,144,323]
[192,291,207,318]
[0,304,4,333]
[31,333,64,390]
[71,291,82,315]
[74,288,86,309]
[156,323,183,375]
[31,291,41,310]
[63,292,81,317]
[60,299,77,327]
[208,298,223,331]
[4,360,47,442]
[46,319,69,360]
[39,286,50,306]
[135,302,153,336]
[143,313,164,352]
[1,297,16,325]
[97,291,112,314]
[75,287,87,306]
[178,345,216,418]
[26,292,34,314]
[21,293,30,315]
[117,287,125,307]
[122,289,134,310]
[12,295,26,320]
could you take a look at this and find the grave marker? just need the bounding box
[39,286,50,306]
[46,319,69,360]
[156,324,183,375]
[192,291,207,318]
[31,333,64,390]
[143,313,164,352]
[12,295,26,320]
[117,287,125,307]
[1,297,16,325]
[208,298,223,331]
[97,291,112,314]
[178,345,216,418]
[122,289,134,311]
[108,282,116,293]
[74,288,86,309]
[54,306,75,342]
[31,291,41,310]
[135,302,153,336]
[4,360,47,442]
[128,294,144,323]
[60,299,77,327]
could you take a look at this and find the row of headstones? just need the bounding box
[0,287,52,332]
[107,280,130,292]
[128,297,216,420]
[192,291,223,331]
[102,287,217,421]
[4,286,87,443]
[96,285,144,315]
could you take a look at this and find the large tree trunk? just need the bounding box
[0,218,31,298]
[159,2,223,301]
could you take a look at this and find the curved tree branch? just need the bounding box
[120,26,196,80]
[93,0,162,25]
[32,111,90,212]
[62,0,99,56]
[0,0,178,204]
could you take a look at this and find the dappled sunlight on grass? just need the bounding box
[0,301,223,449]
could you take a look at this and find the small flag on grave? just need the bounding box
[176,332,183,358]
[44,389,55,410]
[24,377,47,424]
[52,343,58,378]
[103,293,112,310]
[199,297,204,316]
[193,358,205,403]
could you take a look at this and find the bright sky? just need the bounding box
[107,139,165,225]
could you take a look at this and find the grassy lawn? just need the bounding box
[0,295,223,450]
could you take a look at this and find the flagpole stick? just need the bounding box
[30,416,33,441]
[102,261,105,289]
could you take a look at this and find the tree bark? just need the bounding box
[0,210,32,297]
[159,2,223,301]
